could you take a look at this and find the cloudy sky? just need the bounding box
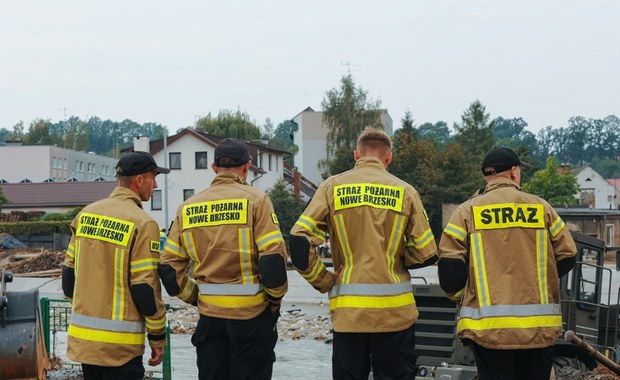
[1,1,618,135]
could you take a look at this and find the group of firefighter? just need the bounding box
[61,128,576,380]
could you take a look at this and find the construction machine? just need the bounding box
[413,230,620,379]
[0,270,50,380]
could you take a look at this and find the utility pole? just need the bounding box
[340,61,361,75]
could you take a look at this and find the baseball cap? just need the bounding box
[116,151,170,176]
[214,138,252,167]
[481,147,530,176]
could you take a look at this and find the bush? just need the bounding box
[0,221,71,235]
[42,213,69,221]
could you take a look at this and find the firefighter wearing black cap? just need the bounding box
[159,138,288,380]
[62,151,170,380]
[438,147,577,380]
[290,128,438,380]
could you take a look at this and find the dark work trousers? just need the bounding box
[472,343,553,380]
[81,355,144,380]
[192,306,279,380]
[332,323,417,380]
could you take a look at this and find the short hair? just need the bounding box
[357,128,392,152]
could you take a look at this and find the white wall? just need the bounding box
[575,167,618,209]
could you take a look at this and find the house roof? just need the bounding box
[0,181,117,208]
[608,178,620,191]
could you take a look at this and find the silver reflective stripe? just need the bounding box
[459,304,561,320]
[198,283,263,295]
[70,313,145,333]
[328,282,412,298]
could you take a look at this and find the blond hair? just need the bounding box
[356,128,392,154]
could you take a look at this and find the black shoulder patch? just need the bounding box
[258,254,287,288]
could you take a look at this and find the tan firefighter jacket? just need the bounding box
[64,186,167,366]
[290,157,438,333]
[439,177,577,349]
[160,172,288,320]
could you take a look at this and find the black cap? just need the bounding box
[214,138,252,167]
[481,147,530,176]
[116,151,170,176]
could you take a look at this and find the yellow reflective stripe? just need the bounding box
[112,247,125,321]
[164,239,187,259]
[471,233,491,307]
[385,215,405,282]
[550,216,565,237]
[178,278,196,302]
[413,228,434,249]
[74,240,80,277]
[145,316,166,330]
[444,223,467,241]
[295,215,326,239]
[329,293,415,310]
[238,228,254,285]
[256,230,284,251]
[130,258,159,273]
[334,214,354,284]
[303,256,326,283]
[199,292,266,308]
[67,244,75,258]
[182,231,200,264]
[68,324,145,345]
[537,229,549,304]
[457,315,562,331]
[265,287,287,299]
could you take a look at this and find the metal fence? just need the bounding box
[40,297,172,380]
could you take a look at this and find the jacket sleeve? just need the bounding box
[254,195,288,305]
[546,206,577,276]
[129,220,168,350]
[403,190,438,268]
[159,216,198,306]
[437,206,470,302]
[62,216,78,299]
[289,183,335,293]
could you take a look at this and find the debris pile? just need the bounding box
[0,248,65,276]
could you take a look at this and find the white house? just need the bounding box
[291,107,393,186]
[574,166,619,209]
[0,145,118,183]
[131,128,290,230]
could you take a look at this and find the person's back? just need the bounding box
[290,128,438,380]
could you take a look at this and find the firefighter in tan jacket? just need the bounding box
[159,138,288,380]
[290,128,438,380]
[438,147,577,380]
[62,151,169,380]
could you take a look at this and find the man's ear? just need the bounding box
[354,150,360,161]
[211,163,219,174]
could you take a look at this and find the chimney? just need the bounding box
[294,171,301,199]
[133,136,150,152]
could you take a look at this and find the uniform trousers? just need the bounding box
[192,306,279,380]
[332,323,417,380]
[472,343,553,380]
[81,355,144,380]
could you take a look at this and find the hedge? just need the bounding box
[0,221,72,236]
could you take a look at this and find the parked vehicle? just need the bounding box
[413,230,620,379]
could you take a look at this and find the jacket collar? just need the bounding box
[211,171,248,186]
[354,156,387,171]
[483,176,521,193]
[109,186,143,208]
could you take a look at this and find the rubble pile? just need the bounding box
[556,365,620,380]
[3,249,65,273]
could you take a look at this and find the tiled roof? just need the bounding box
[0,181,117,208]
[608,178,620,191]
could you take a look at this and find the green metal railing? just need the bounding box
[40,298,172,380]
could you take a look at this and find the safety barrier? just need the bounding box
[40,298,172,380]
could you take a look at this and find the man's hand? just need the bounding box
[330,265,344,287]
[148,347,164,366]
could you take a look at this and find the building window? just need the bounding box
[195,152,209,169]
[268,154,272,171]
[183,189,195,200]
[169,152,182,170]
[606,224,614,247]
[276,156,279,172]
[151,190,162,210]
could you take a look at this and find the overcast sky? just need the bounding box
[1,1,618,135]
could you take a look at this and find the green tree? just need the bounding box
[23,119,54,145]
[0,128,9,145]
[453,100,495,158]
[0,187,8,211]
[522,157,579,205]
[319,75,383,178]
[270,120,298,167]
[416,121,451,148]
[266,179,306,242]
[196,110,261,140]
